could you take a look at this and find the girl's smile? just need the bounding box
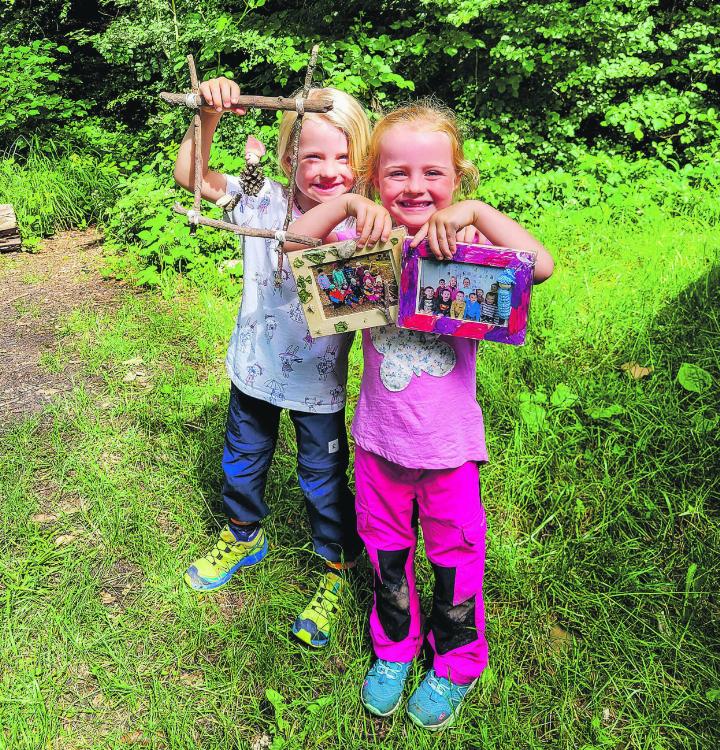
[290,118,354,211]
[374,125,460,231]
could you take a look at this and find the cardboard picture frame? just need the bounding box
[397,238,535,345]
[286,227,406,337]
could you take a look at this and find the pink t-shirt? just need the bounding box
[351,326,488,470]
[331,229,488,469]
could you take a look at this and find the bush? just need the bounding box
[102,149,242,292]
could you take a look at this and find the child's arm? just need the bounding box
[173,77,247,203]
[287,195,393,250]
[411,200,554,283]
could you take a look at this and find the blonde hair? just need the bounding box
[357,98,479,198]
[277,88,371,190]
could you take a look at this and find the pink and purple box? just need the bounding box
[397,238,535,346]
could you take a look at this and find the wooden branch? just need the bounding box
[187,55,202,236]
[172,203,322,247]
[276,43,320,286]
[159,91,333,113]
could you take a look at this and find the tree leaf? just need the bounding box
[677,363,712,393]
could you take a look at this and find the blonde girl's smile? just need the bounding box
[288,117,355,211]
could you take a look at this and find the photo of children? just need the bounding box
[312,252,398,319]
[416,258,514,326]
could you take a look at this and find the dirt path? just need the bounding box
[0,228,123,426]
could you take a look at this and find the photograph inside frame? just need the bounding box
[311,251,398,319]
[416,257,518,327]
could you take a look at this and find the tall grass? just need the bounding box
[0,140,118,245]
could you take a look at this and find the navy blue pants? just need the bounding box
[221,384,361,564]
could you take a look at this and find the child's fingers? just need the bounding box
[355,206,370,247]
[199,81,215,109]
[445,223,457,257]
[436,223,452,259]
[367,210,387,246]
[409,223,429,248]
[219,79,234,108]
[364,213,380,246]
[455,225,474,244]
[381,214,392,243]
[207,80,225,112]
[427,223,444,260]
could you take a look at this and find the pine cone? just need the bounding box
[240,164,264,196]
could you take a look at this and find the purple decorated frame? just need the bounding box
[397,238,535,345]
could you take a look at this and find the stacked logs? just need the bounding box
[0,204,21,252]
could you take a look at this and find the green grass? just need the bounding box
[0,141,118,247]
[1,203,719,749]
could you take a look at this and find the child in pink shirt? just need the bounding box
[290,100,553,730]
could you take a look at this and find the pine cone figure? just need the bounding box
[239,163,264,196]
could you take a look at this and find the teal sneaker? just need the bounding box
[183,525,268,591]
[361,659,412,717]
[406,670,477,731]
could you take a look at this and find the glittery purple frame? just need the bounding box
[397,239,535,345]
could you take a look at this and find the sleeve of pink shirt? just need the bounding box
[334,228,358,242]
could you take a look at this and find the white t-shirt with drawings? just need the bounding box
[224,174,353,413]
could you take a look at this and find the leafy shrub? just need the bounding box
[102,150,242,291]
[465,139,720,224]
[0,40,92,149]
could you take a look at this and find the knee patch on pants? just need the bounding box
[431,563,477,655]
[375,548,412,642]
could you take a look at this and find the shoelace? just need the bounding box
[375,662,404,679]
[426,674,449,697]
[426,673,469,704]
[204,533,249,568]
[307,579,340,627]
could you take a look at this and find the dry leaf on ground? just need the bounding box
[119,732,150,746]
[621,361,654,379]
[549,623,573,652]
[54,533,78,546]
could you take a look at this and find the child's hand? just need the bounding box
[410,202,476,259]
[455,225,489,246]
[346,196,392,249]
[199,77,246,115]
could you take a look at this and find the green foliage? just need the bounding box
[102,150,241,291]
[0,40,92,147]
[465,138,720,224]
[71,0,719,163]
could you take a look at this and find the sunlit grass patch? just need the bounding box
[1,199,718,748]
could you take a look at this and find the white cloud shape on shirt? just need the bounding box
[370,326,456,392]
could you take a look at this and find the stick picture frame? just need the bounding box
[286,227,406,337]
[397,238,535,345]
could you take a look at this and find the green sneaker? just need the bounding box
[183,525,268,591]
[291,570,343,648]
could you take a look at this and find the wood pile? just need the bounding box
[0,204,21,252]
